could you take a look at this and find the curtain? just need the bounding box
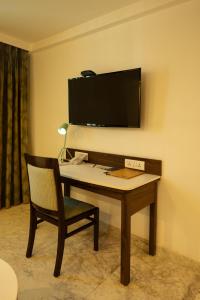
[0,42,30,208]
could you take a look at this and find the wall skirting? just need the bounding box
[0,0,191,52]
[31,0,191,52]
[0,32,31,51]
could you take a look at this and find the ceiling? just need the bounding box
[0,0,139,43]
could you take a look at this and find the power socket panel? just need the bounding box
[75,151,88,161]
[125,158,145,171]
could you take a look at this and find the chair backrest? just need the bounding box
[24,154,64,214]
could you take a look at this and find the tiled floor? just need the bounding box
[0,204,200,300]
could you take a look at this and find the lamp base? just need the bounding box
[58,147,72,163]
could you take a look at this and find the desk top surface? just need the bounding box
[60,163,160,191]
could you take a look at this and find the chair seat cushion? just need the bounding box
[63,196,95,220]
[42,196,95,221]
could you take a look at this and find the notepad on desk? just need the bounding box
[105,168,144,179]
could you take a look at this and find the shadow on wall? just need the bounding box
[142,69,170,131]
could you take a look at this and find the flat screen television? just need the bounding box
[68,68,141,128]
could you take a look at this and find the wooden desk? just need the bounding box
[60,148,162,286]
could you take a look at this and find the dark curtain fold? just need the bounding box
[0,42,30,208]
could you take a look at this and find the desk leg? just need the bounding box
[121,201,131,286]
[149,183,157,255]
[64,182,70,197]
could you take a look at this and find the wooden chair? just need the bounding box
[24,153,99,277]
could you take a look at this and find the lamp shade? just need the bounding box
[58,123,69,135]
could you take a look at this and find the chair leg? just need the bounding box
[94,208,99,251]
[54,225,66,277]
[26,205,37,258]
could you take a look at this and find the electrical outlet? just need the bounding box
[125,159,145,171]
[75,151,88,161]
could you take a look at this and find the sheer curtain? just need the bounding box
[0,42,30,208]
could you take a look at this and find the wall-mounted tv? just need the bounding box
[68,68,141,128]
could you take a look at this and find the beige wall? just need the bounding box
[30,0,200,262]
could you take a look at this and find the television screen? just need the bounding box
[68,68,141,128]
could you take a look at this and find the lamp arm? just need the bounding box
[63,133,67,148]
[64,133,73,159]
[66,148,73,159]
[58,147,64,162]
[58,133,73,162]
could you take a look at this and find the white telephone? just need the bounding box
[68,152,88,165]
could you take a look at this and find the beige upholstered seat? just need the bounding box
[61,196,94,220]
[25,154,99,277]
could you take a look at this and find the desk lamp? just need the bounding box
[58,123,72,162]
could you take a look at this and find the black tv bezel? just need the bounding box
[68,68,141,128]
